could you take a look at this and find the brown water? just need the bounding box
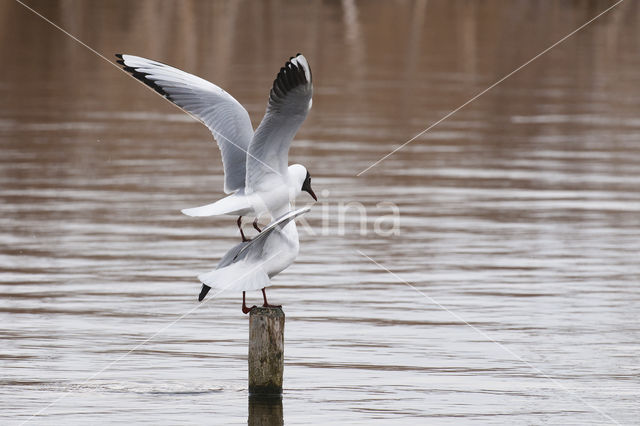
[2,0,640,424]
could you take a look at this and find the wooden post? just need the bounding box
[248,306,284,394]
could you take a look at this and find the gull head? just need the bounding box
[288,164,317,202]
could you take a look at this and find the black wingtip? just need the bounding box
[269,54,310,102]
[198,284,211,302]
[115,54,172,100]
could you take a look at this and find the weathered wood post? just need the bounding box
[248,306,284,394]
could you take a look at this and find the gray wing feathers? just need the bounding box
[215,207,310,269]
[246,54,312,191]
[217,241,247,268]
[233,207,310,260]
[116,54,253,193]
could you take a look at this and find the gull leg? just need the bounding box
[242,291,257,314]
[237,216,248,242]
[261,288,281,308]
[252,218,262,233]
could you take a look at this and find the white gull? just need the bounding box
[115,53,317,238]
[197,207,310,313]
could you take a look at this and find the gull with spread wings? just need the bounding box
[116,53,317,240]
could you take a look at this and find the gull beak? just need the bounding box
[302,181,317,201]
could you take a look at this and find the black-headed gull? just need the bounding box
[115,53,317,239]
[197,206,310,313]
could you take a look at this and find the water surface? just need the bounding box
[1,1,639,424]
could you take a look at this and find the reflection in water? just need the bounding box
[248,394,283,426]
[1,0,640,425]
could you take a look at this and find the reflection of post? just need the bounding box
[249,307,284,394]
[248,394,284,426]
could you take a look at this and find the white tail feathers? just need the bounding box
[181,194,252,217]
[198,262,270,292]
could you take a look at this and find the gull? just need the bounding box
[197,206,310,313]
[115,53,317,240]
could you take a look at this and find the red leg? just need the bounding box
[242,291,256,314]
[252,218,262,233]
[237,216,249,242]
[261,288,281,308]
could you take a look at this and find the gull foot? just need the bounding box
[242,304,257,314]
[260,288,280,308]
[238,216,249,242]
[242,291,256,314]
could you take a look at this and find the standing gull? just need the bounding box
[198,207,310,313]
[115,53,317,240]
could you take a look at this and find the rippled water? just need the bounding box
[1,1,640,424]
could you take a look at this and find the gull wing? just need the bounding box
[116,54,253,193]
[233,206,310,261]
[245,54,312,192]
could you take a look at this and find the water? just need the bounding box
[1,1,640,424]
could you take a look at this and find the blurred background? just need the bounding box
[1,0,639,424]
